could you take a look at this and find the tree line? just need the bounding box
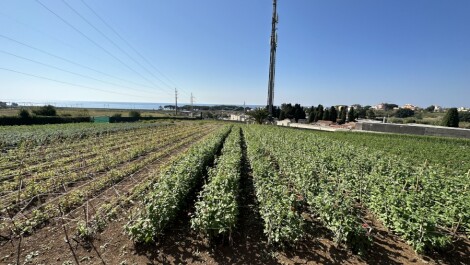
[247,103,464,128]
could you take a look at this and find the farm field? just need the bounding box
[0,122,469,265]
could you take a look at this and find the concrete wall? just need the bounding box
[357,122,470,139]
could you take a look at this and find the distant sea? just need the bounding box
[12,100,261,110]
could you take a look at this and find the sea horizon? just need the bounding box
[2,100,262,110]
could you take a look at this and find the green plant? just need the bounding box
[18,109,31,119]
[126,126,231,243]
[442,108,459,127]
[191,128,242,239]
[129,111,141,118]
[32,105,57,116]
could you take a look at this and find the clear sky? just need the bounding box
[1,0,469,107]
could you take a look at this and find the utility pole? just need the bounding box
[175,88,178,116]
[190,93,195,117]
[267,0,278,119]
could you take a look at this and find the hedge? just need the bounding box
[0,116,91,126]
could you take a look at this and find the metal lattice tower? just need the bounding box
[267,0,278,118]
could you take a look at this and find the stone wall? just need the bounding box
[357,122,470,139]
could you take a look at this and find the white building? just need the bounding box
[229,114,247,122]
[402,104,418,111]
[458,107,469,112]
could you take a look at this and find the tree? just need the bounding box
[441,108,459,127]
[460,112,470,122]
[339,107,347,124]
[348,107,356,122]
[33,105,57,116]
[384,103,398,111]
[322,109,330,121]
[18,109,31,119]
[248,108,269,124]
[395,109,415,118]
[293,104,306,122]
[425,105,435,112]
[329,106,337,123]
[129,111,141,118]
[356,107,367,119]
[280,103,294,120]
[272,106,281,119]
[307,106,316,123]
[315,105,324,122]
[366,109,376,119]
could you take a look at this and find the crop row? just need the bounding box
[243,127,304,245]
[316,130,470,175]
[0,123,174,175]
[245,126,369,253]
[0,124,212,213]
[1,124,201,189]
[191,127,242,239]
[3,124,219,234]
[0,124,181,184]
[126,125,232,243]
[75,126,221,238]
[0,122,167,148]
[245,125,469,253]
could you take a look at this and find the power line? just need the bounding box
[78,0,192,97]
[35,0,172,97]
[0,49,160,96]
[0,11,101,62]
[0,67,155,100]
[61,0,175,95]
[0,34,157,93]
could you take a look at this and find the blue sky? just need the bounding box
[1,0,469,107]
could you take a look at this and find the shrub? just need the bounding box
[32,105,57,116]
[112,113,122,118]
[129,111,141,118]
[395,109,415,118]
[18,109,31,119]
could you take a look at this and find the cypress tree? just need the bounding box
[442,108,459,127]
[322,109,330,121]
[330,106,338,123]
[315,105,324,122]
[339,107,347,124]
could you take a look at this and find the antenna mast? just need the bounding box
[175,88,178,116]
[267,0,278,119]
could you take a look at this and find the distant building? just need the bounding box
[458,107,469,112]
[229,114,247,122]
[337,105,348,109]
[402,104,417,111]
[373,103,386,110]
[433,105,443,112]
